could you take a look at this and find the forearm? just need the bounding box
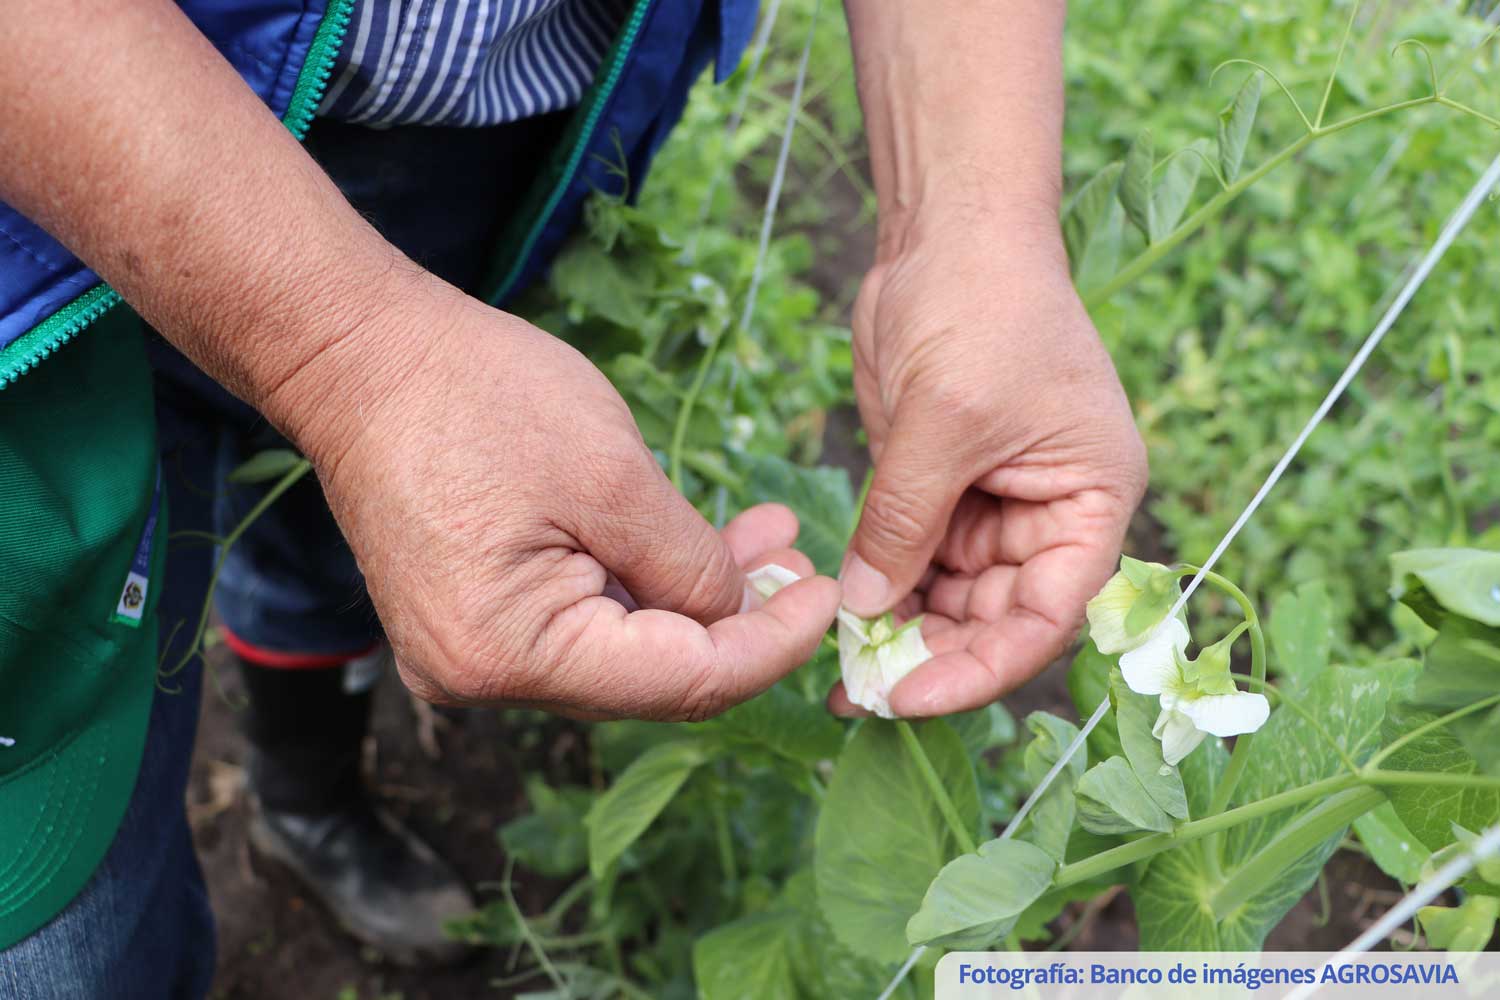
[0,0,439,461]
[842,0,1069,266]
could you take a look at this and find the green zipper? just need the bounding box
[486,0,656,304]
[0,0,357,390]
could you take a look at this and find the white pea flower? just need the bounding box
[1119,618,1270,766]
[746,563,802,604]
[838,611,932,719]
[743,563,933,718]
[1086,556,1182,654]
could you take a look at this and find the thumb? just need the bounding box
[574,447,747,626]
[843,413,967,617]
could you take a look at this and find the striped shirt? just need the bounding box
[318,0,630,127]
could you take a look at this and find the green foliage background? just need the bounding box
[459,1,1500,995]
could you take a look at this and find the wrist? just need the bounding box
[252,256,464,475]
[875,177,1071,280]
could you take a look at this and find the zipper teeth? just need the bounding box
[492,0,653,303]
[0,0,356,391]
[0,286,121,389]
[284,0,358,139]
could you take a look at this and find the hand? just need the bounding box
[831,216,1147,717]
[268,279,841,720]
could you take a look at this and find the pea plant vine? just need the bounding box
[171,2,1500,995]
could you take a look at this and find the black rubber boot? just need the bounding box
[238,656,476,967]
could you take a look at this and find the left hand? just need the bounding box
[831,212,1148,717]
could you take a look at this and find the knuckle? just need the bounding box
[860,486,937,556]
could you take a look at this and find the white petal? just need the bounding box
[1154,706,1207,766]
[746,563,801,604]
[1180,691,1271,738]
[1119,618,1189,695]
[1085,572,1140,654]
[838,617,933,719]
[839,621,889,717]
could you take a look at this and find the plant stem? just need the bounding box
[1176,566,1269,816]
[1365,692,1500,769]
[1209,785,1384,920]
[711,792,738,890]
[1055,768,1500,891]
[1314,0,1362,129]
[896,721,978,854]
[1083,94,1455,308]
[160,458,312,682]
[1054,773,1360,888]
[668,329,726,492]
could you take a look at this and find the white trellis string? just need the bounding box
[1284,822,1500,1000]
[687,0,786,262]
[877,148,1500,1000]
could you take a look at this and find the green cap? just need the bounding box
[0,310,163,949]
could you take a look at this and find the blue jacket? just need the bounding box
[0,0,758,387]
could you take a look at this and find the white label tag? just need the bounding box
[115,570,150,622]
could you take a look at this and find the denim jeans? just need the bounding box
[0,111,562,997]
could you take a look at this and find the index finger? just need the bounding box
[529,574,841,720]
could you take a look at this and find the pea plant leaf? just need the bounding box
[1012,712,1087,863]
[1061,162,1126,293]
[694,682,844,765]
[905,838,1056,949]
[1120,129,1156,241]
[814,720,979,963]
[500,778,592,878]
[585,741,709,878]
[1134,663,1403,949]
[737,453,853,578]
[1076,756,1176,834]
[1390,548,1500,627]
[1352,801,1431,885]
[1218,70,1263,184]
[1419,896,1500,951]
[1379,706,1500,857]
[227,448,303,484]
[1268,581,1334,689]
[1112,669,1189,820]
[1067,641,1125,764]
[1149,139,1209,242]
[949,703,1017,759]
[694,911,800,1000]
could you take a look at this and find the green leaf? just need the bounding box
[695,683,844,764]
[1014,713,1087,863]
[1062,163,1126,291]
[1268,582,1334,688]
[1135,663,1402,949]
[1419,896,1500,951]
[1076,756,1176,834]
[1149,140,1208,241]
[905,838,1056,949]
[227,448,304,484]
[1353,802,1431,885]
[1119,129,1155,241]
[585,741,709,878]
[1391,548,1500,626]
[1218,71,1262,184]
[1111,669,1188,820]
[1380,706,1500,856]
[500,779,592,877]
[814,720,979,963]
[738,453,854,578]
[549,239,653,330]
[949,703,1017,759]
[694,912,799,1000]
[1067,642,1124,764]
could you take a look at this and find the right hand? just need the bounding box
[264,277,840,720]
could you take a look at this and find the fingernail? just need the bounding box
[840,554,891,617]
